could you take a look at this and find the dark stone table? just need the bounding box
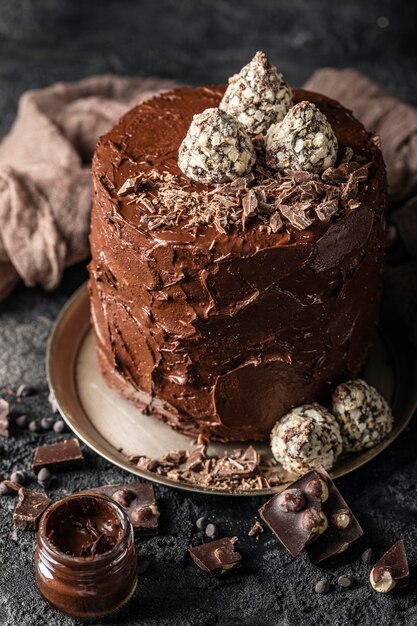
[1,1,417,624]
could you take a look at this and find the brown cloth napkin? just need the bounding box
[0,70,416,342]
[0,74,178,300]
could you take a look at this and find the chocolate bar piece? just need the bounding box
[370,540,409,592]
[91,483,159,535]
[259,469,329,557]
[13,487,51,530]
[0,398,10,437]
[189,537,242,576]
[305,469,363,563]
[32,438,84,474]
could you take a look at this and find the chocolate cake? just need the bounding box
[89,73,386,442]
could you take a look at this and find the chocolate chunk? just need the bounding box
[196,516,209,531]
[370,540,409,592]
[53,419,67,434]
[306,470,363,564]
[248,521,264,537]
[315,579,330,594]
[259,469,329,557]
[212,445,260,479]
[189,537,242,576]
[91,483,159,536]
[338,574,354,588]
[0,398,10,437]
[185,446,206,472]
[32,438,84,474]
[361,548,374,564]
[259,468,362,562]
[13,487,51,530]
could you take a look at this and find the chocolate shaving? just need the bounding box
[127,444,285,492]
[117,152,370,236]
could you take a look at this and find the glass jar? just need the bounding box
[35,492,137,618]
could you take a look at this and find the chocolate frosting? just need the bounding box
[89,85,386,441]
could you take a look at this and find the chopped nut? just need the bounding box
[331,508,353,530]
[370,566,396,593]
[277,488,305,512]
[266,101,338,174]
[301,508,328,535]
[220,51,292,135]
[178,108,255,184]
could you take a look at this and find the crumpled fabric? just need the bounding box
[0,74,178,299]
[1,69,417,343]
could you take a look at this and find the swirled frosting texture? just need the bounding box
[89,85,386,442]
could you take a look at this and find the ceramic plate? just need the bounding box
[46,283,417,496]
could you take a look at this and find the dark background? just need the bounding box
[1,1,417,625]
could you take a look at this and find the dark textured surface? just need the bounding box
[1,1,417,625]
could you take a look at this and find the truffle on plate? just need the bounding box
[331,379,393,452]
[270,404,343,475]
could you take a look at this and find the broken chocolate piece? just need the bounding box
[13,487,51,530]
[259,469,330,557]
[306,470,363,564]
[0,398,10,437]
[189,537,242,576]
[91,483,159,536]
[32,438,84,474]
[212,445,260,479]
[370,540,409,592]
[248,521,264,537]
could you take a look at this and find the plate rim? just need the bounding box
[46,282,417,497]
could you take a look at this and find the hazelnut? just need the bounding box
[370,566,396,593]
[112,488,135,508]
[131,504,160,523]
[277,488,305,512]
[301,507,328,535]
[304,478,329,502]
[331,508,352,530]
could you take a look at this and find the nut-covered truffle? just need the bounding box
[178,107,256,185]
[266,101,338,174]
[370,566,396,593]
[331,379,394,452]
[270,404,343,475]
[219,51,292,135]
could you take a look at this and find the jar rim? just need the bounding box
[38,491,131,566]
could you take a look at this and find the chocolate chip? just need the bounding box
[361,548,374,564]
[53,419,67,434]
[314,579,330,594]
[10,470,29,485]
[28,419,42,433]
[338,574,354,588]
[16,384,34,398]
[112,488,135,508]
[205,523,218,539]
[0,481,13,495]
[40,417,55,430]
[15,415,29,428]
[196,516,209,531]
[137,560,150,575]
[37,468,52,489]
